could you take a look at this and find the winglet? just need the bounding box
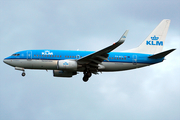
[118,30,129,43]
[111,30,129,49]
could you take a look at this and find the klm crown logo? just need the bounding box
[151,35,159,40]
[146,35,163,46]
[63,62,69,66]
[42,50,53,55]
[122,36,126,38]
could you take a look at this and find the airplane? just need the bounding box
[3,19,176,82]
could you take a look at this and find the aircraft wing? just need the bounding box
[77,30,129,68]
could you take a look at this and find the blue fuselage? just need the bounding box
[4,50,164,72]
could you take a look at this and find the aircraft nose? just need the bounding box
[3,59,7,64]
[3,59,11,65]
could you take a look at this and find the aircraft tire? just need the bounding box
[83,76,89,82]
[22,72,26,77]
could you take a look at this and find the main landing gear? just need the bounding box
[83,69,92,82]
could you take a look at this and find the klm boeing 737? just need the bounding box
[3,19,175,82]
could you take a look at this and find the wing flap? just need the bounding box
[96,55,109,61]
[90,59,102,64]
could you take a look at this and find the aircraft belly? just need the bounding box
[31,60,58,69]
[12,59,57,70]
[101,62,149,71]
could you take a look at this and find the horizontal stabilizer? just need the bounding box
[148,49,176,59]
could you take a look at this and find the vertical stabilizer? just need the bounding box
[126,19,171,54]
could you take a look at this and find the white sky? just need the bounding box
[0,0,180,120]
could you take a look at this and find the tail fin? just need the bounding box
[126,19,171,54]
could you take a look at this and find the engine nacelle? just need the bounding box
[53,70,77,77]
[57,60,77,70]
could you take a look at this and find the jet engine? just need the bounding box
[57,60,77,70]
[53,70,77,77]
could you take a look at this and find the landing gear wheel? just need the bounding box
[22,72,26,77]
[83,75,89,82]
[83,68,92,82]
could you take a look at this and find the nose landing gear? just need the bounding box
[22,72,26,77]
[15,67,26,77]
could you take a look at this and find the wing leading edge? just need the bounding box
[77,30,129,68]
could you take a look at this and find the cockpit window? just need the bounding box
[12,54,20,56]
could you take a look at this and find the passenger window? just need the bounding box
[39,55,41,57]
[55,55,56,57]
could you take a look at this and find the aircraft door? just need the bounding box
[27,51,32,60]
[132,55,137,65]
[76,55,80,60]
